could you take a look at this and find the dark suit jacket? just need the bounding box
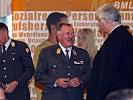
[87,25,133,100]
[0,39,35,100]
[35,44,91,100]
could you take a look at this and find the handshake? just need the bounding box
[55,77,82,88]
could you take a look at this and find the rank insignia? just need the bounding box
[74,60,84,65]
[56,48,61,54]
[11,42,15,47]
[73,49,77,56]
[26,48,29,53]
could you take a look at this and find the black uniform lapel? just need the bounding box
[70,47,77,64]
[0,46,2,56]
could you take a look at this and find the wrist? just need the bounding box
[15,81,18,85]
[78,78,82,84]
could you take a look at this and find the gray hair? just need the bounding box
[97,4,121,24]
[105,89,133,100]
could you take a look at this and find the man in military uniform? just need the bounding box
[0,22,35,100]
[35,23,91,100]
[33,12,68,100]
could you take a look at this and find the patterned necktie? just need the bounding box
[65,50,69,59]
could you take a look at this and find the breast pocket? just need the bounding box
[8,52,19,61]
[8,55,16,61]
[75,64,85,76]
[49,65,58,74]
[48,59,61,75]
[7,53,20,68]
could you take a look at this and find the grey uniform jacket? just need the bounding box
[35,44,91,100]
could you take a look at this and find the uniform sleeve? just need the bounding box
[16,42,35,86]
[34,49,56,88]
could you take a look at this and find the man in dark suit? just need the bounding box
[87,4,133,100]
[0,22,35,100]
[35,23,91,100]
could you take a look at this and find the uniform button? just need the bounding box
[44,91,47,94]
[68,66,70,68]
[3,60,5,62]
[13,58,15,60]
[80,67,83,69]
[54,65,56,68]
[4,75,7,78]
[3,67,6,70]
[67,89,70,91]
[68,73,70,76]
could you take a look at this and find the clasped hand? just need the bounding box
[5,81,18,93]
[56,78,81,88]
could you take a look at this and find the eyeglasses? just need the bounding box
[65,32,74,35]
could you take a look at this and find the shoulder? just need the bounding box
[72,46,89,58]
[12,39,31,54]
[38,40,52,48]
[35,40,52,51]
[11,39,28,47]
[109,25,132,45]
[42,44,58,51]
[73,46,88,54]
[38,44,58,57]
[73,46,90,62]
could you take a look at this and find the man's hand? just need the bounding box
[5,81,18,93]
[69,78,81,87]
[56,78,70,88]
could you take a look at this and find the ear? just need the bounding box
[104,19,111,25]
[2,30,8,35]
[50,25,56,31]
[56,31,61,40]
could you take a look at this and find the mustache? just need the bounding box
[67,38,75,42]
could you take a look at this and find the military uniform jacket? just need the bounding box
[35,44,91,100]
[0,39,35,100]
[87,25,133,100]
